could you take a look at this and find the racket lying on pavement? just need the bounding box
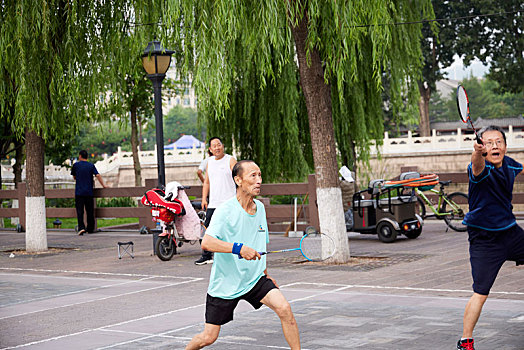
[260,228,336,262]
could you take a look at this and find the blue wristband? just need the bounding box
[232,242,243,255]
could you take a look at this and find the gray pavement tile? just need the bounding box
[1,222,523,349]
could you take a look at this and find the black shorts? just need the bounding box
[205,275,278,325]
[468,224,524,295]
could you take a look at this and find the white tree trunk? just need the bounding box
[316,187,350,262]
[25,196,47,252]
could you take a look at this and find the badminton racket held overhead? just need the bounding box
[456,85,486,157]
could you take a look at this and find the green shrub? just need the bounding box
[96,197,137,207]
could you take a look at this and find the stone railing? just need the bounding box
[94,145,205,174]
[371,126,524,155]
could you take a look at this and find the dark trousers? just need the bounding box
[201,208,216,259]
[75,195,95,233]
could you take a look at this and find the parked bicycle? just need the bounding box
[385,172,469,232]
[411,180,468,232]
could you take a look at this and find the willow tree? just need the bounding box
[0,1,140,251]
[158,1,432,262]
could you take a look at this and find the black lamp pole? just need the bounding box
[151,75,166,187]
[142,40,174,188]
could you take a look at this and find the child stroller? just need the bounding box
[141,182,205,261]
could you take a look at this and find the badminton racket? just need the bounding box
[456,85,486,156]
[239,229,336,262]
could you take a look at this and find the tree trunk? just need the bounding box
[130,106,142,187]
[13,140,24,187]
[138,114,143,150]
[24,129,47,252]
[418,82,431,137]
[289,9,350,262]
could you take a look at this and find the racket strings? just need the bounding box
[300,234,336,261]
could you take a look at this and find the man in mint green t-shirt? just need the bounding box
[185,160,301,350]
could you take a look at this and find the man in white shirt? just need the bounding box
[195,137,237,265]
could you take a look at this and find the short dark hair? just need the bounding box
[209,137,222,146]
[232,160,255,188]
[79,150,88,159]
[479,125,506,145]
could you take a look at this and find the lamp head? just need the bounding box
[142,40,174,75]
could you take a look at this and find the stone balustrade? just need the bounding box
[372,126,524,155]
[94,145,205,174]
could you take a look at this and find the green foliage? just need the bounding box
[145,105,204,145]
[270,194,308,205]
[1,0,435,183]
[420,1,455,92]
[167,0,433,179]
[450,1,524,93]
[72,122,133,160]
[96,197,137,208]
[0,0,137,141]
[45,198,75,208]
[205,56,313,182]
[44,197,137,208]
[40,105,205,163]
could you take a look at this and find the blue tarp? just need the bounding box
[164,135,205,150]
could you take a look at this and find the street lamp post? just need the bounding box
[142,40,174,188]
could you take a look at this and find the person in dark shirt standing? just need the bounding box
[457,126,524,350]
[71,150,108,235]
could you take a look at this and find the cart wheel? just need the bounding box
[404,228,422,239]
[16,224,24,233]
[377,222,397,243]
[155,236,176,261]
[139,226,151,235]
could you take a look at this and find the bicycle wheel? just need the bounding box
[442,192,468,232]
[415,196,426,219]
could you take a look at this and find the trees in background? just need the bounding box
[0,0,150,251]
[161,0,433,262]
[417,0,523,135]
[451,1,523,94]
[430,76,524,123]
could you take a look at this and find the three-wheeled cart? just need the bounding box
[347,173,424,243]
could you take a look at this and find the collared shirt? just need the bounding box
[464,156,522,231]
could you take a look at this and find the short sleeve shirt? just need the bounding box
[463,156,522,231]
[71,161,99,196]
[205,197,269,299]
[198,157,209,172]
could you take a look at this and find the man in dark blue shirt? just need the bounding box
[457,126,524,350]
[71,150,108,235]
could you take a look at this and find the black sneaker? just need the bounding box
[457,338,475,350]
[194,256,213,265]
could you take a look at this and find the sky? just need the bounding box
[442,55,490,81]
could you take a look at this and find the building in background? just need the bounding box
[162,68,197,115]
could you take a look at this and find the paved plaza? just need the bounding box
[0,221,523,349]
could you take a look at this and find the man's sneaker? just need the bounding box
[78,229,86,236]
[194,256,213,265]
[457,338,475,350]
